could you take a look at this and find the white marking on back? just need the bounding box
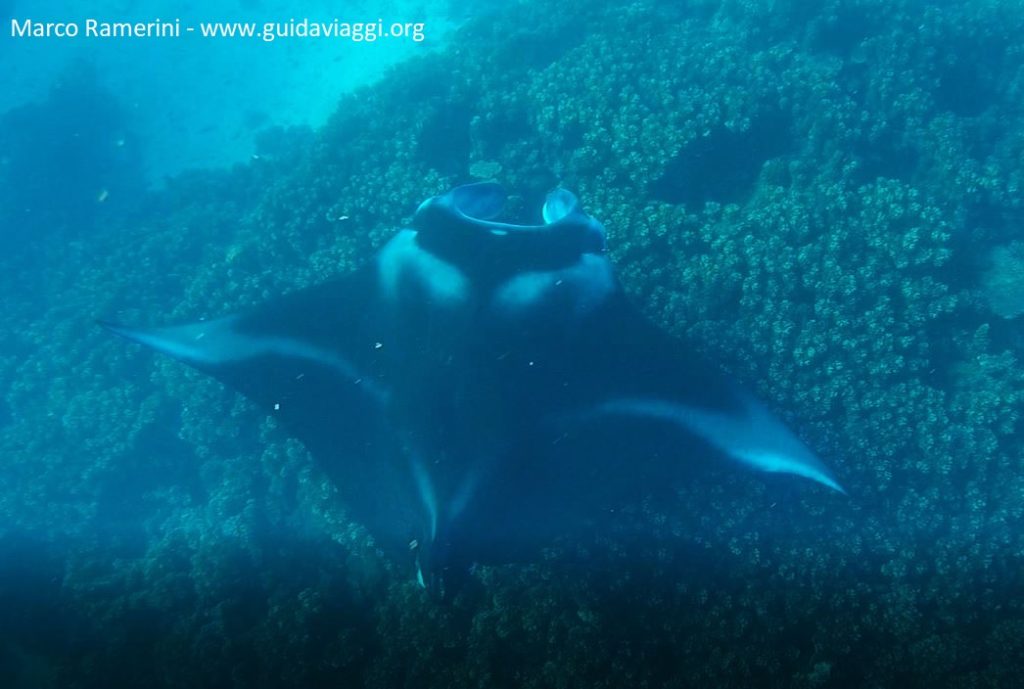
[377,230,469,306]
[492,253,615,318]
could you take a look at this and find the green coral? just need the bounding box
[982,241,1024,318]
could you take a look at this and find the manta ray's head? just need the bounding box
[410,182,606,275]
[377,182,615,329]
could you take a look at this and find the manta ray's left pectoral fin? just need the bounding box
[550,295,846,495]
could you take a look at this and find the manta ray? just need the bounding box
[102,183,843,596]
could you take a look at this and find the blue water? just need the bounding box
[2,0,1023,687]
[1,0,454,180]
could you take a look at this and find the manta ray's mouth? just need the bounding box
[413,182,606,256]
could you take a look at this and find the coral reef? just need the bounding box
[982,241,1024,319]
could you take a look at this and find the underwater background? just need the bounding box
[2,0,1024,687]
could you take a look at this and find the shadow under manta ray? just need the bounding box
[101,182,844,597]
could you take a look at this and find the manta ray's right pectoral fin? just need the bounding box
[99,268,396,472]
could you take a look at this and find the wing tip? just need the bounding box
[97,318,206,363]
[818,473,848,496]
[97,319,139,341]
